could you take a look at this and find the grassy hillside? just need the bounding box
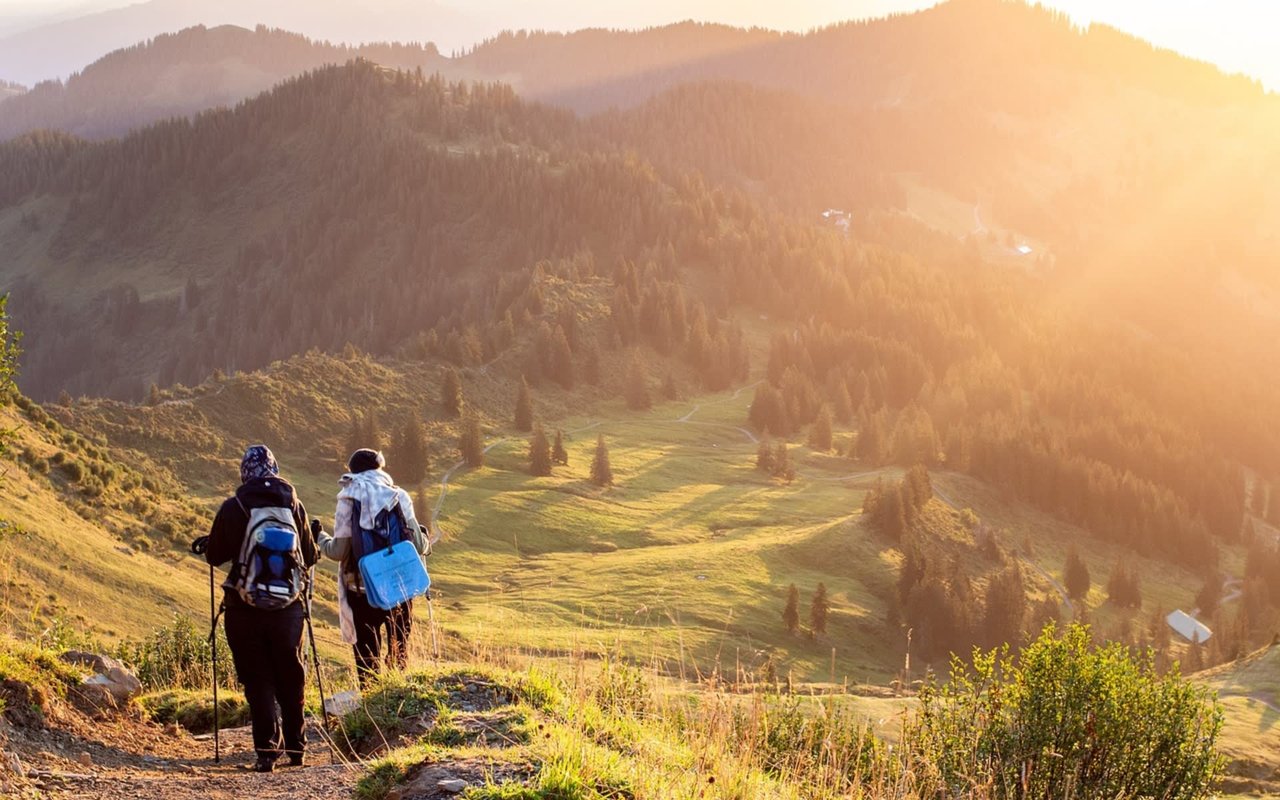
[1200,645,1280,797]
[46,345,1238,686]
[0,396,212,644]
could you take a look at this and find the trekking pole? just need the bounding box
[209,564,221,764]
[304,567,331,732]
[425,590,441,660]
[422,523,441,660]
[190,536,221,764]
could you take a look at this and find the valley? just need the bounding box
[2,0,1279,797]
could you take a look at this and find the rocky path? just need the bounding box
[15,718,356,800]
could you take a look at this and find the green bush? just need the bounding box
[58,458,85,482]
[139,689,250,733]
[340,672,447,746]
[907,623,1224,799]
[114,615,234,691]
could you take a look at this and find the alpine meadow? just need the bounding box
[0,0,1278,797]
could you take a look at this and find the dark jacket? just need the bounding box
[206,476,318,611]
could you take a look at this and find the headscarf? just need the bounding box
[347,448,385,474]
[239,444,279,484]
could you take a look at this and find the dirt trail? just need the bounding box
[19,720,356,800]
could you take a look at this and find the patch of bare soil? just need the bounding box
[4,712,357,800]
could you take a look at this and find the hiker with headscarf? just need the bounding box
[204,445,317,773]
[313,448,429,687]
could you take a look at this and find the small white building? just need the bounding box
[1166,609,1212,643]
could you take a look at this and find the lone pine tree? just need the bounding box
[590,434,613,486]
[1064,547,1091,601]
[528,422,552,477]
[783,584,800,634]
[810,582,830,636]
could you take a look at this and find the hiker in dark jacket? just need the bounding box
[205,445,317,773]
[314,448,428,687]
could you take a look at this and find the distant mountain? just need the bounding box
[0,25,451,140]
[0,0,486,87]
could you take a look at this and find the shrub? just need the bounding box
[114,615,234,691]
[907,623,1223,799]
[139,689,250,733]
[58,458,85,482]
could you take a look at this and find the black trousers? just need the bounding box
[349,591,413,687]
[224,603,306,760]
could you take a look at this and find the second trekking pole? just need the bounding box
[304,567,331,733]
[209,563,221,764]
[190,535,221,764]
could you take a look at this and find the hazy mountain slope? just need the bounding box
[0,60,752,400]
[458,0,1264,113]
[0,25,452,140]
[0,80,25,102]
[0,0,485,87]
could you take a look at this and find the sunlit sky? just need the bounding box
[0,0,1276,89]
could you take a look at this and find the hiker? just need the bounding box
[204,445,317,772]
[314,448,430,687]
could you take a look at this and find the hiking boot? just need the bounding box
[284,754,305,768]
[251,757,275,773]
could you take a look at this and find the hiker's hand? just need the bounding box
[190,536,209,555]
[309,519,323,540]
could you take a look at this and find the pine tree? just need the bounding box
[1064,547,1091,601]
[394,413,429,485]
[590,434,613,487]
[981,562,1027,648]
[459,414,484,468]
[771,441,795,483]
[782,584,800,634]
[625,355,651,410]
[147,383,161,406]
[550,325,574,389]
[528,422,552,477]
[514,376,534,432]
[441,367,463,417]
[809,582,830,636]
[552,429,568,466]
[902,464,933,517]
[1184,638,1204,672]
[808,404,833,452]
[1106,561,1141,609]
[882,485,908,540]
[756,438,774,472]
[1195,570,1223,617]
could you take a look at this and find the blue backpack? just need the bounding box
[350,499,430,611]
[231,504,305,610]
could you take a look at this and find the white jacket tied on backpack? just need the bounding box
[318,469,428,644]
